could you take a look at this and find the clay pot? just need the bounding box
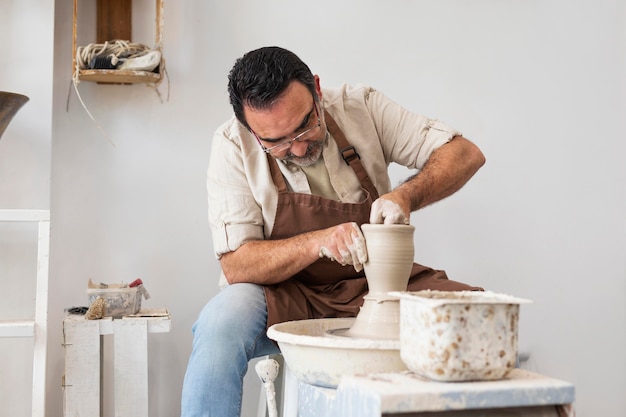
[347,224,415,339]
[361,224,415,297]
[0,92,29,140]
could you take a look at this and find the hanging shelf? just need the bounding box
[72,0,164,85]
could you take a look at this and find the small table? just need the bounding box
[297,368,575,417]
[63,309,171,417]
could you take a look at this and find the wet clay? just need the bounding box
[345,224,415,339]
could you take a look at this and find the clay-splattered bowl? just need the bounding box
[391,290,532,382]
[268,317,407,388]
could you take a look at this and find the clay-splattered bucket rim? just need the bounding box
[390,290,533,307]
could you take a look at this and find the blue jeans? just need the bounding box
[181,283,280,417]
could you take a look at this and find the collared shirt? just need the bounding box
[207,84,461,262]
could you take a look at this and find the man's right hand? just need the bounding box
[318,222,368,272]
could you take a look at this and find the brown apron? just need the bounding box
[263,111,482,329]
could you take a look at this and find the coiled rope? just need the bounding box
[75,40,152,72]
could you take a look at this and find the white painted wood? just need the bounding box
[32,215,50,417]
[255,358,280,417]
[281,363,298,417]
[0,209,50,417]
[62,313,171,417]
[256,355,299,417]
[297,383,335,417]
[257,384,268,417]
[0,320,35,337]
[63,318,102,417]
[0,209,50,222]
[297,369,575,417]
[123,311,172,333]
[113,319,149,417]
[61,311,170,336]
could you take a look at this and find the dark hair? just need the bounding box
[227,46,317,129]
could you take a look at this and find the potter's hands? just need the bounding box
[318,222,368,272]
[370,196,411,225]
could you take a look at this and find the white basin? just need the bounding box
[267,317,407,388]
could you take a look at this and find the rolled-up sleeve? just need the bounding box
[365,87,462,169]
[415,118,462,167]
[207,124,265,259]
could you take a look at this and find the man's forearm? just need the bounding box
[220,233,321,285]
[220,221,366,285]
[395,136,486,213]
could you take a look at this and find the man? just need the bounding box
[181,46,485,417]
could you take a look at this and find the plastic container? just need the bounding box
[87,280,149,318]
[391,290,531,382]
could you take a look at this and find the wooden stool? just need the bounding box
[63,311,171,417]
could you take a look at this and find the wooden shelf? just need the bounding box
[76,69,162,84]
[72,0,164,85]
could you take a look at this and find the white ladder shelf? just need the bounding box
[0,209,51,417]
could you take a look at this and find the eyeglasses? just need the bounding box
[250,100,322,154]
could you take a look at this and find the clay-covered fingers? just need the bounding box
[346,223,367,272]
[318,222,368,272]
[369,198,410,225]
[318,246,335,261]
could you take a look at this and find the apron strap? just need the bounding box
[324,110,379,200]
[268,151,289,193]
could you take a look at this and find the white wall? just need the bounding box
[0,0,624,416]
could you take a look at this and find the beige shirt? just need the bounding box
[207,84,461,262]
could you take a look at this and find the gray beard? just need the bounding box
[281,141,323,167]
